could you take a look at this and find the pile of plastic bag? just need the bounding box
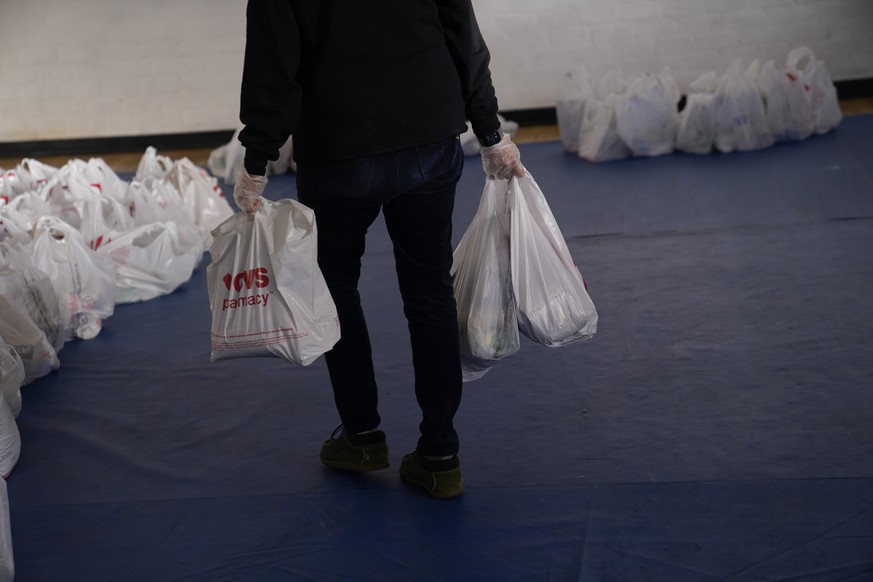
[557,47,842,162]
[0,146,233,452]
[0,146,233,577]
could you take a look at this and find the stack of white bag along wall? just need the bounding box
[557,47,842,162]
[0,147,234,579]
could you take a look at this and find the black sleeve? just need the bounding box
[436,0,501,140]
[238,0,302,176]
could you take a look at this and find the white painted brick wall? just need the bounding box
[479,0,873,110]
[1,0,871,142]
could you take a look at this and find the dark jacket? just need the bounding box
[239,0,501,174]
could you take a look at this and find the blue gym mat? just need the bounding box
[7,116,873,581]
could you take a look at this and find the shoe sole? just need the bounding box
[400,473,464,499]
[322,458,389,472]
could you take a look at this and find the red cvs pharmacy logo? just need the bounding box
[223,267,270,292]
[221,267,272,312]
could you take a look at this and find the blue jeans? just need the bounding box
[296,137,464,457]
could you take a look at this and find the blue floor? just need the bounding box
[7,117,873,581]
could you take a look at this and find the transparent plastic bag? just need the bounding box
[615,69,680,157]
[452,179,520,382]
[578,94,631,163]
[756,59,815,142]
[207,199,340,365]
[556,65,598,153]
[713,59,774,153]
[509,172,598,347]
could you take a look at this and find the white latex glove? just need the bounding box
[233,168,268,213]
[480,133,525,180]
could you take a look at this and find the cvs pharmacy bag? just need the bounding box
[207,199,340,365]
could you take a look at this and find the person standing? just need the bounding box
[233,1,523,499]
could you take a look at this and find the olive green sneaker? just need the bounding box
[320,426,389,471]
[399,451,464,499]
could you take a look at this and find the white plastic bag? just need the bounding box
[577,69,632,165]
[30,217,116,340]
[0,393,19,479]
[96,221,200,304]
[123,178,202,259]
[509,172,598,347]
[452,179,520,382]
[4,190,53,234]
[0,170,25,201]
[786,47,842,134]
[166,158,235,251]
[0,343,24,418]
[556,65,598,153]
[135,146,174,182]
[59,171,133,249]
[713,59,774,153]
[0,478,13,580]
[207,199,340,365]
[38,166,133,250]
[578,94,631,163]
[756,59,815,142]
[207,128,247,185]
[0,204,31,247]
[0,243,65,353]
[0,295,59,385]
[615,70,680,157]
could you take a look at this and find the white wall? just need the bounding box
[479,0,873,111]
[0,0,248,142]
[2,0,872,142]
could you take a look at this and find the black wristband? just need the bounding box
[478,130,502,148]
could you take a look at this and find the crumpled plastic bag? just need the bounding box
[452,179,519,382]
[615,69,680,157]
[30,217,116,341]
[785,47,842,135]
[96,221,201,304]
[0,295,59,385]
[509,172,598,347]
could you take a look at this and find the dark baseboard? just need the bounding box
[502,108,559,126]
[0,129,235,159]
[834,77,873,100]
[1,76,869,159]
